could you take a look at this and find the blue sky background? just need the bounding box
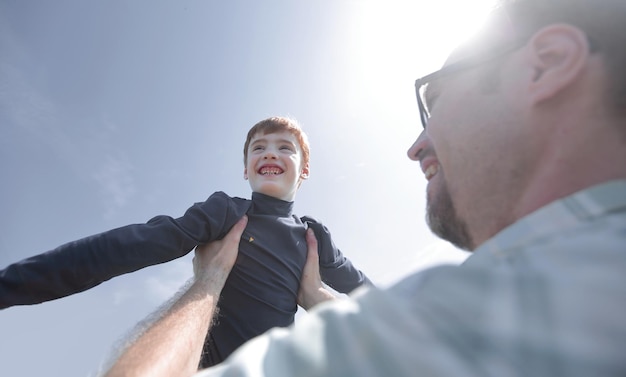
[0,1,494,375]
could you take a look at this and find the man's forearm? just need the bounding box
[105,279,221,377]
[104,216,247,377]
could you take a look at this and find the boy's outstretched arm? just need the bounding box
[297,229,336,311]
[104,216,248,377]
[0,192,249,309]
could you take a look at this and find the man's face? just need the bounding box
[244,131,308,202]
[408,44,533,250]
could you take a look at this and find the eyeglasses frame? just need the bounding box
[414,39,529,129]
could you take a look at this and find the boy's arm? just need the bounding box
[301,216,373,294]
[0,192,249,309]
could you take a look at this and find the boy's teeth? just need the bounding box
[260,167,282,175]
[425,164,439,180]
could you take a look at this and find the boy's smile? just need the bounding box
[244,131,309,202]
[258,164,284,175]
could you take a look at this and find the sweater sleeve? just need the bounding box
[0,191,249,309]
[301,216,373,294]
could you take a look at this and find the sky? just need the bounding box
[0,1,495,375]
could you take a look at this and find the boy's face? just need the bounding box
[244,130,309,202]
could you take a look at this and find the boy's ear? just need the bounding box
[300,164,310,180]
[243,167,248,180]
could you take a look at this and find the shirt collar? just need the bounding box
[251,191,294,217]
[465,180,626,264]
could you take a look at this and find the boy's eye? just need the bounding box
[280,146,294,151]
[252,146,264,151]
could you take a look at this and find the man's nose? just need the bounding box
[407,130,428,161]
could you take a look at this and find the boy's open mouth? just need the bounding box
[258,166,283,175]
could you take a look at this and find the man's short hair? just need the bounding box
[243,116,311,168]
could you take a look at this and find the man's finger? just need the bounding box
[302,229,321,284]
[226,215,248,243]
[306,228,318,257]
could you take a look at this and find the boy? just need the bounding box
[0,116,370,366]
[197,116,370,366]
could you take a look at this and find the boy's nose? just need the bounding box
[263,150,278,159]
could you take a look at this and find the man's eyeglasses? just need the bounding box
[414,40,527,129]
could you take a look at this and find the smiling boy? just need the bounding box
[198,116,370,366]
[245,129,307,202]
[0,116,370,366]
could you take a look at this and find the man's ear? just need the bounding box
[527,24,591,104]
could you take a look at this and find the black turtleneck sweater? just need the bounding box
[0,191,371,364]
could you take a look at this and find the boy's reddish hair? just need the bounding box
[243,117,310,168]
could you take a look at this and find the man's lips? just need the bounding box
[258,165,284,175]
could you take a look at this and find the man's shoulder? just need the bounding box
[523,220,626,280]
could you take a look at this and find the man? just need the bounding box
[104,0,626,376]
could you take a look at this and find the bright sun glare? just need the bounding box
[352,0,497,78]
[338,0,497,280]
[341,0,497,131]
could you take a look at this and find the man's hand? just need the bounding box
[298,229,336,310]
[193,215,248,290]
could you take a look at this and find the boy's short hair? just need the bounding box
[243,117,311,168]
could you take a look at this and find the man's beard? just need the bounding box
[426,178,473,251]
